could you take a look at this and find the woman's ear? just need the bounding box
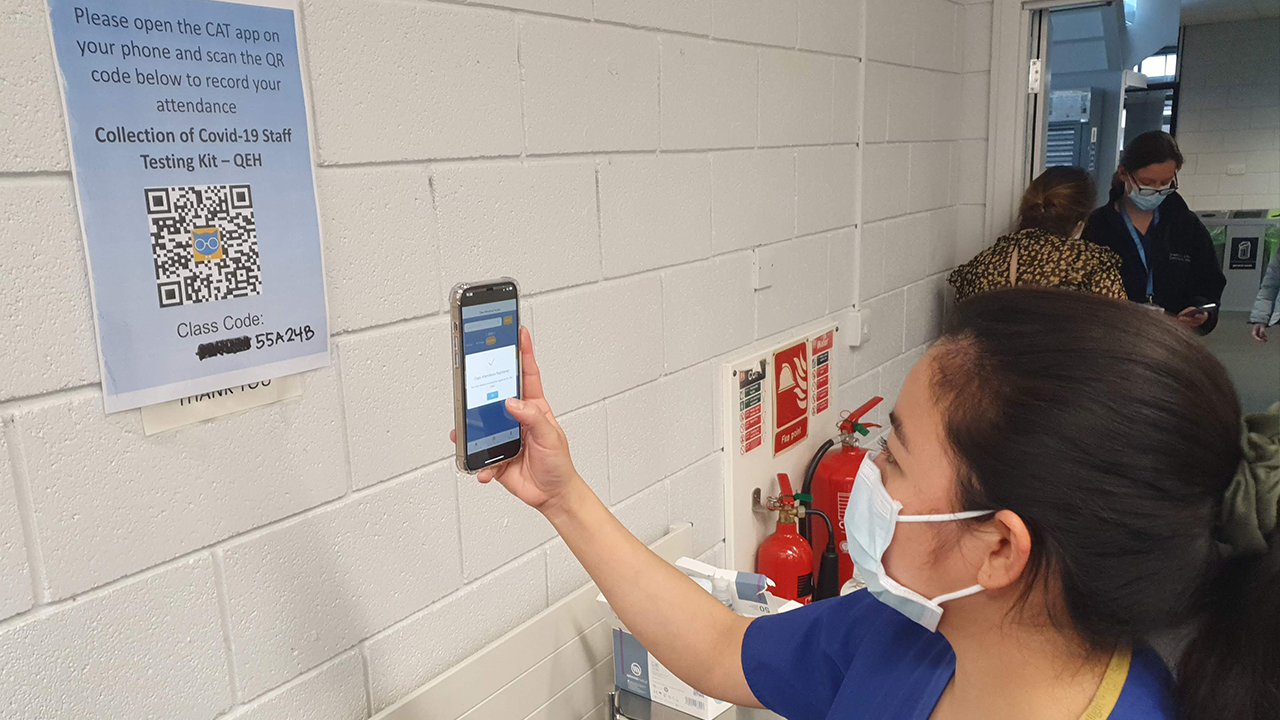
[1072,220,1085,239]
[975,509,1032,591]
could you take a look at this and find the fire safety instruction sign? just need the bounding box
[46,0,329,412]
[772,340,809,455]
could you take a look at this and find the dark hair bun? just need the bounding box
[1017,166,1095,237]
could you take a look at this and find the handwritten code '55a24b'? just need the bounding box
[145,184,262,308]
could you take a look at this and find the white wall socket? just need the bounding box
[844,308,869,347]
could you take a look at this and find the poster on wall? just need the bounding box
[810,331,832,416]
[737,360,765,456]
[772,340,809,456]
[45,0,328,412]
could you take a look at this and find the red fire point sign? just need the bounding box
[773,340,809,455]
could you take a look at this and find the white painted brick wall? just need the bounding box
[798,0,865,57]
[660,36,759,150]
[1176,18,1280,211]
[0,0,992,715]
[223,652,368,720]
[0,180,99,401]
[433,159,601,294]
[662,253,757,371]
[594,0,713,35]
[0,557,232,718]
[0,438,32,620]
[712,0,798,47]
[219,463,462,698]
[606,365,714,502]
[364,551,547,712]
[860,0,992,418]
[16,366,347,600]
[304,0,523,163]
[756,233,833,337]
[666,454,725,557]
[0,0,69,172]
[599,154,713,276]
[711,148,797,252]
[521,20,659,153]
[797,145,859,235]
[317,166,442,334]
[760,48,836,147]
[530,276,665,412]
[338,320,454,489]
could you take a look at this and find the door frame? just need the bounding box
[985,0,1116,236]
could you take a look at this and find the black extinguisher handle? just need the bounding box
[806,509,840,601]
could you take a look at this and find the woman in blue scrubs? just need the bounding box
[453,289,1279,720]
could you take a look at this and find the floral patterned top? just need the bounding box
[948,228,1127,302]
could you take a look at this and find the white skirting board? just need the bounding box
[372,525,697,720]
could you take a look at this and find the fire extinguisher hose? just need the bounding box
[799,438,835,541]
[806,508,840,601]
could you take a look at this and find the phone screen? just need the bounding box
[460,290,521,467]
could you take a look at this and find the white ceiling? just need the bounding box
[1181,0,1280,26]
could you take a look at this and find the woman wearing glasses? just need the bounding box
[1083,131,1226,334]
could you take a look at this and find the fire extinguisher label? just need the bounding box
[837,491,850,530]
[797,572,814,601]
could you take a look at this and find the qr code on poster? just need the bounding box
[144,184,262,308]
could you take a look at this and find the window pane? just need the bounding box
[1142,56,1164,77]
[1166,55,1177,77]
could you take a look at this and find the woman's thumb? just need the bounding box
[505,398,552,437]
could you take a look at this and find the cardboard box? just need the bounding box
[600,558,801,719]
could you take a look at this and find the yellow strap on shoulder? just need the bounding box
[1079,645,1131,720]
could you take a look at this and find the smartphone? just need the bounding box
[1190,303,1219,315]
[451,278,522,474]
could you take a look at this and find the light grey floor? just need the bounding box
[1202,311,1280,415]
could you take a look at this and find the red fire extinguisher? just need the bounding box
[757,473,814,604]
[800,396,884,590]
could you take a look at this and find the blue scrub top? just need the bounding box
[741,590,1176,720]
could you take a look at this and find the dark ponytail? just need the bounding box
[1177,406,1280,720]
[1112,131,1185,199]
[930,289,1279,720]
[1178,539,1280,720]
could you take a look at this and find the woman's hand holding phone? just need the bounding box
[450,326,584,512]
[1177,305,1212,328]
[447,325,761,708]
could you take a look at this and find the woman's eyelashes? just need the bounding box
[878,436,897,466]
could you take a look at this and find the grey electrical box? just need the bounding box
[1046,89,1102,172]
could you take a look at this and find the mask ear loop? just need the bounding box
[931,584,986,605]
[896,509,995,523]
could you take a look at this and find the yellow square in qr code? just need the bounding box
[192,227,223,261]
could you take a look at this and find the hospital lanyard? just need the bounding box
[1120,206,1159,301]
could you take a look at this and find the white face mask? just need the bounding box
[844,454,995,632]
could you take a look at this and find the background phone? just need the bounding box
[451,279,522,473]
[1190,303,1219,314]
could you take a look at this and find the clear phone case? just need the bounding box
[451,277,522,474]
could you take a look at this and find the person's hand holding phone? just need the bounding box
[1253,323,1269,342]
[450,326,584,512]
[1177,305,1212,329]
